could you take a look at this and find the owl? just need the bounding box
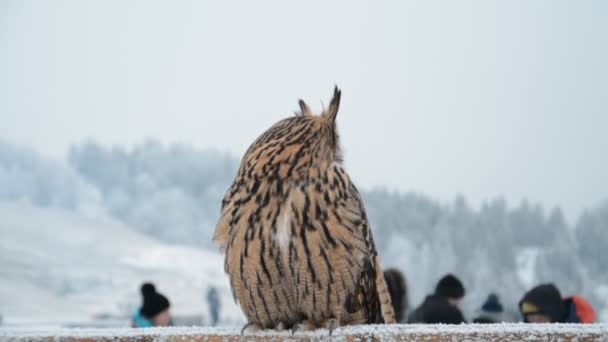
[213,87,395,332]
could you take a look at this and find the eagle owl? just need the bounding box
[213,87,395,331]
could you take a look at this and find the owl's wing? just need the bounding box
[289,163,395,324]
[213,179,239,251]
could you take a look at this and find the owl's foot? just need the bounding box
[290,319,316,334]
[275,321,288,332]
[321,318,340,336]
[291,318,340,335]
[240,322,262,335]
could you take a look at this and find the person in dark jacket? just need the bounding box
[519,283,596,323]
[408,274,466,324]
[206,286,221,326]
[472,293,505,323]
[383,268,408,323]
[131,283,173,327]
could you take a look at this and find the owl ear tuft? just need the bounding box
[322,85,341,123]
[297,99,312,116]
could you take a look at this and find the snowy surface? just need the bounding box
[1,324,608,341]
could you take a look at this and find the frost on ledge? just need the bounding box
[2,323,608,341]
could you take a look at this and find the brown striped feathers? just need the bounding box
[213,87,395,331]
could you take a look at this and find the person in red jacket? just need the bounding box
[519,283,595,323]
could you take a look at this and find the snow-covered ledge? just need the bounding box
[2,324,608,341]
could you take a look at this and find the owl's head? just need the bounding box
[294,86,343,164]
[240,86,345,179]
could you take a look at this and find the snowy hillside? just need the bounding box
[0,202,242,326]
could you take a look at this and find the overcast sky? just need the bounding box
[1,0,606,222]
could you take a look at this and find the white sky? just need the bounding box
[1,0,607,222]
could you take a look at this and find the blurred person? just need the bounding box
[206,286,221,326]
[519,283,595,323]
[131,283,173,327]
[383,268,408,323]
[472,293,506,323]
[408,274,466,324]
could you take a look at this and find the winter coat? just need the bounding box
[207,287,220,308]
[207,287,221,326]
[131,308,175,328]
[408,295,466,324]
[519,284,596,323]
[131,309,154,328]
[563,295,596,323]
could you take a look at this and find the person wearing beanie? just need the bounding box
[408,274,466,324]
[472,293,505,323]
[519,283,596,323]
[434,274,465,307]
[131,283,173,327]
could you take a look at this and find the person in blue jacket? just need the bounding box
[131,283,173,327]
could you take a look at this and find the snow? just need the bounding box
[1,324,607,341]
[0,201,243,326]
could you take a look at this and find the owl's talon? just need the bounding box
[326,318,339,336]
[292,320,316,332]
[240,322,261,335]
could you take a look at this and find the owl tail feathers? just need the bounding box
[374,254,397,324]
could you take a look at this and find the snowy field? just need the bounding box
[0,201,243,326]
[1,324,608,341]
